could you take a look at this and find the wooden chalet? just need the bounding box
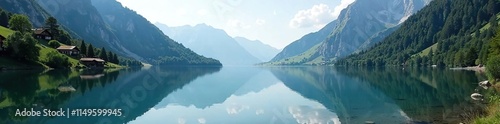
[32,28,53,40]
[57,45,80,56]
[80,58,106,68]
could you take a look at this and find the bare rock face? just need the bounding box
[319,0,430,60]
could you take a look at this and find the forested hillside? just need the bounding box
[338,0,500,67]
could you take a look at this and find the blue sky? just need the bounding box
[116,0,355,49]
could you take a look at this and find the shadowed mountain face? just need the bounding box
[270,66,485,123]
[155,23,262,65]
[0,0,50,27]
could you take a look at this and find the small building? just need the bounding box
[57,46,80,56]
[32,28,52,40]
[0,35,5,51]
[80,58,106,68]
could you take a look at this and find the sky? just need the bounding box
[116,0,355,49]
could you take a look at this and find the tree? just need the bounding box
[44,51,70,68]
[464,47,478,66]
[107,51,112,62]
[58,30,71,45]
[489,28,500,58]
[0,11,9,27]
[114,54,119,64]
[8,14,32,33]
[45,17,58,29]
[487,56,500,80]
[45,17,62,42]
[48,40,60,48]
[454,51,464,67]
[80,40,87,56]
[5,32,40,61]
[87,44,95,57]
[99,47,108,61]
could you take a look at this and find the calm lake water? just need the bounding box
[0,66,487,124]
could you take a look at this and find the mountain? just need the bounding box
[0,0,50,27]
[270,0,429,65]
[233,37,279,62]
[338,0,500,67]
[155,23,261,65]
[270,20,338,62]
[33,0,220,65]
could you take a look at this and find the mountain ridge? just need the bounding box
[233,36,280,62]
[155,22,262,65]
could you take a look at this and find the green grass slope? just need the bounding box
[0,26,123,69]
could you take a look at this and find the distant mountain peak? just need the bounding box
[156,23,262,65]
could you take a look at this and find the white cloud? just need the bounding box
[289,4,335,28]
[332,0,356,19]
[255,19,266,26]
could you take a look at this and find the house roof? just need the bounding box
[80,58,105,62]
[32,28,51,35]
[57,45,78,50]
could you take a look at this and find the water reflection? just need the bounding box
[0,66,220,124]
[0,66,485,124]
[270,66,411,124]
[337,67,485,123]
[131,67,339,124]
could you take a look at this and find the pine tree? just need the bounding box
[0,11,8,27]
[107,51,112,62]
[80,40,87,56]
[113,53,119,64]
[99,47,108,61]
[88,44,95,58]
[45,17,60,39]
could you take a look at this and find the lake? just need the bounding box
[0,66,487,124]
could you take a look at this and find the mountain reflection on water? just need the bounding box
[0,66,485,124]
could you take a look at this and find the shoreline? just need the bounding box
[449,66,486,73]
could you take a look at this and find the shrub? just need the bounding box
[48,40,60,48]
[44,51,70,68]
[487,56,500,80]
[5,32,40,61]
